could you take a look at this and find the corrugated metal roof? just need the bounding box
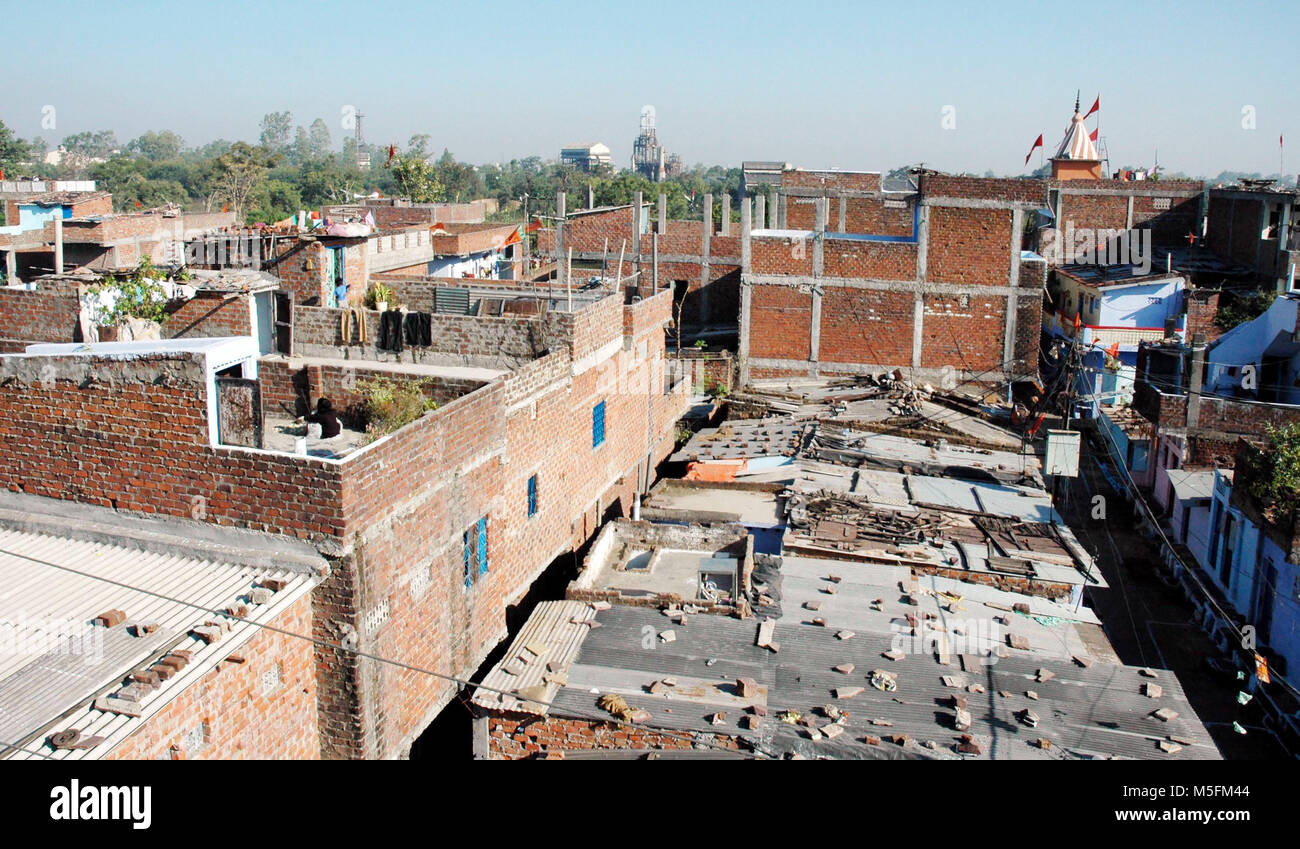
[0,527,315,758]
[504,604,1220,760]
[471,600,593,715]
[905,475,1058,524]
[1169,469,1216,503]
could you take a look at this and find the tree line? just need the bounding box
[0,113,745,228]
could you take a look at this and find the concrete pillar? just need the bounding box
[754,194,766,231]
[4,249,16,286]
[838,195,847,233]
[740,197,752,270]
[658,193,667,235]
[813,197,826,277]
[1188,333,1206,431]
[720,194,731,236]
[770,191,780,229]
[700,193,713,322]
[778,194,787,229]
[587,184,594,210]
[810,284,822,374]
[53,217,64,274]
[652,232,659,293]
[1003,208,1024,370]
[632,191,643,275]
[556,191,566,288]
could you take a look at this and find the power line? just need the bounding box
[0,547,774,761]
[0,738,57,760]
[1088,399,1300,703]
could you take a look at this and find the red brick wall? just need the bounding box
[749,286,812,360]
[751,235,813,276]
[105,592,318,760]
[0,287,82,346]
[919,295,1006,370]
[1187,291,1223,343]
[924,175,1047,204]
[927,206,1013,286]
[1058,193,1128,232]
[274,241,331,304]
[161,293,252,339]
[819,288,913,366]
[0,290,691,760]
[0,354,346,538]
[823,239,917,281]
[1207,195,1265,269]
[292,304,547,361]
[486,713,741,759]
[783,170,881,192]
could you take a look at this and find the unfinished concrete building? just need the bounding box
[736,168,1206,387]
[536,191,742,333]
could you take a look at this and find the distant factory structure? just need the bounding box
[631,105,681,181]
[559,142,612,172]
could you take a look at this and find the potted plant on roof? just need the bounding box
[366,281,394,313]
[86,257,172,342]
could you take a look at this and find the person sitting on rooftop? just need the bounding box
[305,397,342,439]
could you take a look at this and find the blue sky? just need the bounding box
[5,0,1297,176]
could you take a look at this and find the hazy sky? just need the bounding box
[5,0,1297,177]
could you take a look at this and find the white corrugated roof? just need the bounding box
[471,600,594,716]
[0,527,316,759]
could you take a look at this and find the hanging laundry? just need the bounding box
[339,308,368,345]
[378,310,404,352]
[403,311,432,347]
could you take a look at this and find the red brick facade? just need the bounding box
[741,173,1047,384]
[105,592,318,760]
[0,286,689,759]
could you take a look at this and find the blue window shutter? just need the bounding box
[463,529,472,588]
[477,518,488,576]
[527,475,538,517]
[593,401,606,448]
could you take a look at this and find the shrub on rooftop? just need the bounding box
[360,377,438,442]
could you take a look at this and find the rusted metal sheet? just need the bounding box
[216,377,262,448]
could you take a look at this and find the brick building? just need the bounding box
[2,201,234,283]
[739,172,1047,386]
[190,221,524,309]
[1205,183,1300,290]
[537,193,743,331]
[0,269,282,354]
[0,492,324,761]
[0,279,691,759]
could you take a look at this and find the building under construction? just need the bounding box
[631,105,682,181]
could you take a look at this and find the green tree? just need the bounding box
[127,130,184,161]
[1244,423,1300,508]
[433,149,483,202]
[386,144,443,203]
[0,118,33,178]
[258,111,293,156]
[246,178,303,224]
[60,129,118,176]
[214,142,277,221]
[307,119,332,159]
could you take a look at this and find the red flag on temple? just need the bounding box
[1083,96,1100,119]
[1024,134,1043,165]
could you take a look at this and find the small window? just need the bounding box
[463,517,489,587]
[526,474,538,518]
[592,401,606,448]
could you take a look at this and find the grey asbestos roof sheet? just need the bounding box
[496,603,1220,760]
